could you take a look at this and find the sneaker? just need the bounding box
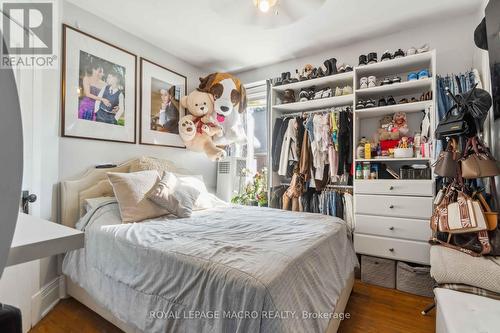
[406,46,417,56]
[359,54,367,66]
[368,76,376,88]
[381,77,391,86]
[418,69,430,79]
[365,99,376,108]
[356,100,365,109]
[344,64,353,72]
[410,97,418,103]
[342,86,353,95]
[378,98,387,107]
[337,64,346,73]
[299,88,311,102]
[387,96,396,105]
[359,77,368,89]
[367,52,377,64]
[322,88,332,98]
[394,48,405,58]
[314,89,324,99]
[381,50,392,62]
[392,76,402,84]
[407,72,418,81]
[335,87,342,96]
[417,43,430,53]
[399,98,409,104]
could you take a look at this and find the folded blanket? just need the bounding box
[430,245,500,294]
[439,283,500,301]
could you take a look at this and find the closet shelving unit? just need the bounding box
[268,51,437,266]
[269,70,354,187]
[352,50,437,265]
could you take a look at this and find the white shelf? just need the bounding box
[273,94,353,112]
[355,100,432,118]
[355,77,433,97]
[7,213,84,267]
[272,71,353,92]
[355,52,433,77]
[355,157,431,162]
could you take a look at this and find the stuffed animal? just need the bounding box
[178,90,226,161]
[198,73,247,145]
[281,89,295,104]
[393,112,409,136]
[377,115,399,141]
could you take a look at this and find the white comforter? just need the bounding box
[63,200,357,333]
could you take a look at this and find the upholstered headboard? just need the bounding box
[60,159,136,228]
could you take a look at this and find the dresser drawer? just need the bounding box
[355,180,434,197]
[354,234,430,264]
[355,214,431,241]
[355,194,433,219]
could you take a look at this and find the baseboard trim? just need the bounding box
[31,275,63,326]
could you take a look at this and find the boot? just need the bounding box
[282,72,292,84]
[358,54,367,66]
[328,58,338,75]
[310,68,318,79]
[316,66,326,77]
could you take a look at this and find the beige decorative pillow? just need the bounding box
[147,172,201,218]
[107,170,169,223]
[130,156,176,174]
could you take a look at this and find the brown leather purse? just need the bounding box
[461,137,500,179]
[433,138,461,177]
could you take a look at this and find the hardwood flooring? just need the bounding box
[30,280,435,333]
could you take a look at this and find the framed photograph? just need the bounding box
[140,58,187,148]
[61,24,137,143]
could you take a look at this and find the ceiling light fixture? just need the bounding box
[253,0,278,13]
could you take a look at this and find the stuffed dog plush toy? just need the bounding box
[179,90,226,161]
[198,73,247,145]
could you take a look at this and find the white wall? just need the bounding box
[236,13,481,83]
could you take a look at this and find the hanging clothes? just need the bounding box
[337,109,352,176]
[272,117,290,172]
[311,114,329,180]
[278,118,298,176]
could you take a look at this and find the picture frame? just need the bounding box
[61,24,137,144]
[139,57,187,148]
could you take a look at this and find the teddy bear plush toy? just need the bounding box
[392,112,409,136]
[377,115,399,141]
[178,89,226,161]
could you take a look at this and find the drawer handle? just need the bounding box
[389,186,394,190]
[389,248,394,252]
[389,205,394,209]
[389,226,395,231]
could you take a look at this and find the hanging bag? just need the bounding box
[461,137,500,179]
[435,104,469,139]
[433,137,461,177]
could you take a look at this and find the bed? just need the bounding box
[60,158,357,333]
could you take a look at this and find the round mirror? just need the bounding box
[0,37,23,277]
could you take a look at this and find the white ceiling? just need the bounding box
[66,0,482,73]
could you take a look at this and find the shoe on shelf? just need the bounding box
[324,58,338,76]
[367,52,377,64]
[368,75,376,88]
[356,99,366,109]
[342,86,353,95]
[314,89,324,99]
[418,69,430,79]
[387,96,396,105]
[299,88,311,102]
[334,87,342,96]
[338,64,346,73]
[381,50,392,62]
[358,54,367,66]
[365,99,376,108]
[310,68,319,79]
[378,98,387,107]
[407,72,418,81]
[417,43,430,53]
[282,72,292,84]
[322,88,333,98]
[406,46,417,56]
[399,98,409,104]
[410,97,418,103]
[381,77,392,86]
[316,66,326,78]
[392,76,402,84]
[274,77,282,86]
[359,77,368,89]
[394,48,405,58]
[344,64,353,72]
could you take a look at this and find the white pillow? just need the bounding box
[147,172,200,218]
[173,173,213,210]
[83,196,116,214]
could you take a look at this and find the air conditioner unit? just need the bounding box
[216,157,247,202]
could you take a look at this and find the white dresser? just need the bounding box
[353,179,434,265]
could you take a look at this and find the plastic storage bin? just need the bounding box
[361,255,396,289]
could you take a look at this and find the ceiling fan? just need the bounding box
[209,0,326,29]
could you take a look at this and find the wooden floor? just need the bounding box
[30,280,435,333]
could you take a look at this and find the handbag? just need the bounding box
[435,105,469,139]
[433,138,461,177]
[474,192,498,231]
[430,183,492,256]
[461,137,500,178]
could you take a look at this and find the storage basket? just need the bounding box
[361,255,396,289]
[396,261,435,297]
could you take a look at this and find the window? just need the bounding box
[244,81,268,172]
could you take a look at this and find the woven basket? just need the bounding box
[396,261,435,297]
[361,255,396,289]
